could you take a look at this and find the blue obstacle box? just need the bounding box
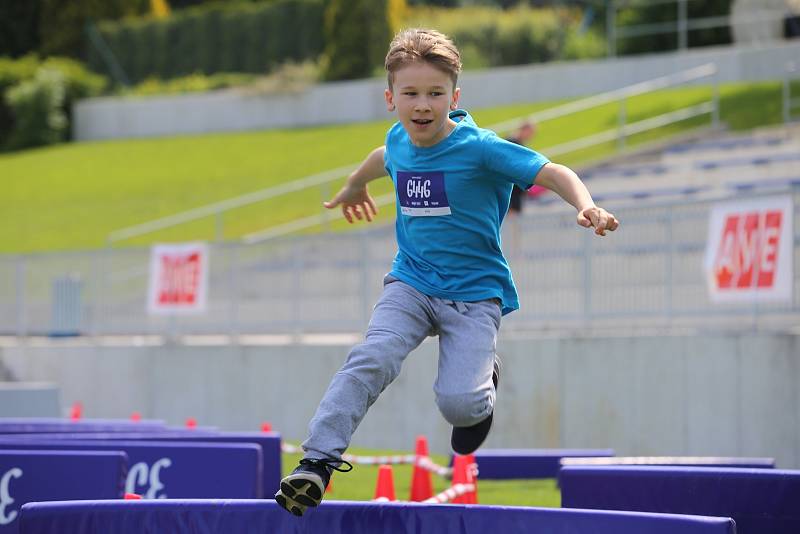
[0,440,261,499]
[560,466,800,534]
[560,456,776,469]
[0,418,166,434]
[5,432,283,498]
[473,448,615,479]
[18,500,736,534]
[0,450,126,534]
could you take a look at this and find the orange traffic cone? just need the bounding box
[69,402,82,421]
[410,435,434,501]
[130,411,142,422]
[185,417,197,429]
[466,453,478,504]
[124,493,142,500]
[260,422,273,432]
[450,454,477,504]
[325,478,333,494]
[373,464,396,501]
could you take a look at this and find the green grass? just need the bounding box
[0,81,794,254]
[282,447,561,507]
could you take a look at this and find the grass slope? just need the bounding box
[0,81,792,253]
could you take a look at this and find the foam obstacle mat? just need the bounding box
[17,500,736,534]
[560,466,800,534]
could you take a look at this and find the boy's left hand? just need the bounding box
[578,206,619,236]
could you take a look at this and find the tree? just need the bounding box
[321,0,393,81]
[38,0,150,58]
[0,1,42,57]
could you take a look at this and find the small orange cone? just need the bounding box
[409,435,434,501]
[260,422,273,432]
[325,478,333,494]
[450,454,477,504]
[124,493,142,500]
[466,453,478,504]
[185,417,197,429]
[130,411,142,422]
[69,402,82,421]
[373,464,396,501]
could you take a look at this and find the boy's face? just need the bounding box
[385,61,460,148]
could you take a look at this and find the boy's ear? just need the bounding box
[385,89,395,112]
[450,87,461,111]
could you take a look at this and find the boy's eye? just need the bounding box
[430,92,443,97]
[403,91,417,96]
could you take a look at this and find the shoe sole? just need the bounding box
[275,492,308,517]
[275,471,326,516]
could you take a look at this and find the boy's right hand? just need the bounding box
[324,184,378,223]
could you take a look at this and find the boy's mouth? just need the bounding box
[412,119,433,125]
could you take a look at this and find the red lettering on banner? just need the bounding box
[713,210,783,291]
[158,253,200,305]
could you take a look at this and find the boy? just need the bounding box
[275,28,618,517]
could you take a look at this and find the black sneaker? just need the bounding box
[451,354,501,455]
[275,457,353,516]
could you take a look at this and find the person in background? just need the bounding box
[505,121,542,254]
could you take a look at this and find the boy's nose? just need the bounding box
[414,98,431,112]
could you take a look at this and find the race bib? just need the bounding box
[397,171,451,216]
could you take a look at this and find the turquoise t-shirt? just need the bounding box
[383,109,550,315]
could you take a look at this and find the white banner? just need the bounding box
[147,243,209,314]
[704,196,793,303]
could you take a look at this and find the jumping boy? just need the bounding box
[275,28,618,517]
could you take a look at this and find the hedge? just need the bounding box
[87,0,325,84]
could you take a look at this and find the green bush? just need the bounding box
[88,0,325,84]
[0,55,108,150]
[403,5,605,69]
[4,68,68,150]
[125,72,257,96]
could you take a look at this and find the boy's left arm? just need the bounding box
[534,162,619,236]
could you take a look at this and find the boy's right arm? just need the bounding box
[323,146,387,223]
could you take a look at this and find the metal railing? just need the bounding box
[605,0,791,56]
[107,64,720,247]
[4,187,799,340]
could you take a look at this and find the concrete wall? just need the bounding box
[2,333,798,468]
[73,40,800,141]
[0,382,61,417]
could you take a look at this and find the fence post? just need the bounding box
[606,0,617,57]
[360,230,371,329]
[15,256,27,338]
[677,0,688,51]
[227,243,240,340]
[665,205,674,322]
[291,238,304,340]
[582,229,593,325]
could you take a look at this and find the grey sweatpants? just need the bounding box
[302,276,501,460]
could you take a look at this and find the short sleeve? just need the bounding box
[482,132,550,190]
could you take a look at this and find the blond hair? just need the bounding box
[384,28,462,90]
